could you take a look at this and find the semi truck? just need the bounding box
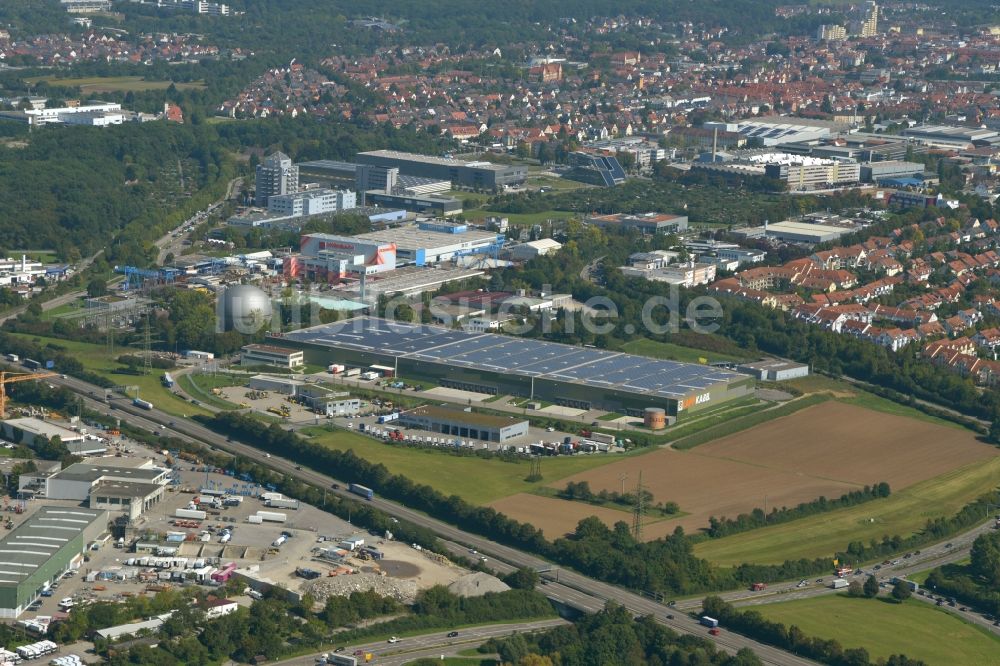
[266,497,300,510]
[349,483,374,500]
[377,412,399,424]
[328,364,345,374]
[22,358,41,371]
[175,508,207,520]
[700,616,719,628]
[133,398,154,410]
[256,511,287,523]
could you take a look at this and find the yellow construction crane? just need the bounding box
[0,371,58,419]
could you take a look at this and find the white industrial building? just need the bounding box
[352,221,503,266]
[23,102,123,127]
[0,418,106,456]
[747,153,861,190]
[703,117,842,146]
[266,188,356,216]
[507,239,563,261]
[292,233,397,280]
[241,345,305,369]
[247,374,304,395]
[30,460,169,520]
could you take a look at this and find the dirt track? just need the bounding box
[490,402,997,540]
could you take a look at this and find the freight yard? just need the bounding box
[0,433,507,660]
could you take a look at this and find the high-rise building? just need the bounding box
[860,1,879,37]
[816,24,847,41]
[255,152,299,206]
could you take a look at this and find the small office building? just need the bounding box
[240,344,305,369]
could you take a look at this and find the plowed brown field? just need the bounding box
[489,402,996,540]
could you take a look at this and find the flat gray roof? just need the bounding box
[90,481,163,499]
[357,149,524,173]
[53,463,164,484]
[0,507,105,586]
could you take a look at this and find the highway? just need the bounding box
[49,372,819,665]
[44,372,1000,663]
[269,620,568,666]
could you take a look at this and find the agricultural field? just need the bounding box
[497,401,998,543]
[9,333,211,418]
[25,75,206,93]
[304,426,631,505]
[694,456,1000,565]
[752,595,1000,666]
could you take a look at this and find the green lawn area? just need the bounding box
[40,301,83,321]
[178,373,242,410]
[302,425,634,505]
[25,75,206,93]
[787,374,970,430]
[621,337,748,364]
[752,595,1000,666]
[527,175,590,192]
[9,250,58,263]
[10,333,211,418]
[694,456,1000,566]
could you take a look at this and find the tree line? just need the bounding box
[704,483,891,539]
[924,531,1000,617]
[480,602,763,666]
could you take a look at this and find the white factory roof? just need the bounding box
[765,221,853,236]
[353,226,499,251]
[2,418,83,442]
[747,153,840,167]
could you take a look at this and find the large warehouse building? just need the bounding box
[269,317,754,417]
[355,150,527,190]
[0,507,107,618]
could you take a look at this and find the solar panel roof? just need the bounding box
[277,317,745,400]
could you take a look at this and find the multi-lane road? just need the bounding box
[50,373,819,665]
[46,371,999,664]
[270,620,568,666]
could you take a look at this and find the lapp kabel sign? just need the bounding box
[678,392,711,411]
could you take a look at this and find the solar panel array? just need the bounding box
[280,317,745,400]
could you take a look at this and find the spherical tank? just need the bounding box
[220,285,272,333]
